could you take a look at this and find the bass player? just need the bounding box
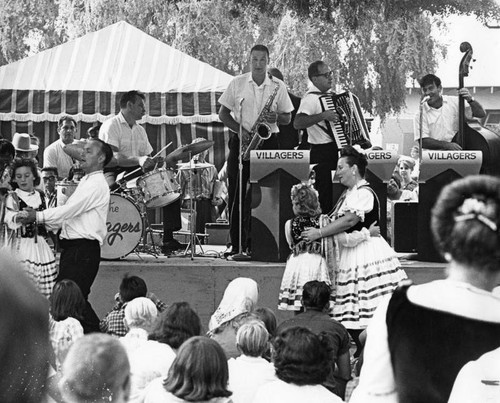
[218,44,293,258]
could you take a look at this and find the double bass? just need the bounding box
[452,41,500,176]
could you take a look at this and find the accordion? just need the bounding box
[318,91,372,149]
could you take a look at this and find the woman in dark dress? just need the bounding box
[350,175,500,403]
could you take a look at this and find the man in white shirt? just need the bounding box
[100,91,182,255]
[414,74,486,150]
[43,115,79,179]
[218,44,293,257]
[24,138,113,332]
[294,60,341,214]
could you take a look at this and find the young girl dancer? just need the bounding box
[4,158,58,297]
[278,182,377,311]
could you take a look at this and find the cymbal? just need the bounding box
[167,140,214,161]
[178,162,213,171]
[63,141,87,161]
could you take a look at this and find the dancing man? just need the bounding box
[23,138,113,332]
[218,44,293,257]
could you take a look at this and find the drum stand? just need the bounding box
[179,152,213,260]
[136,208,160,258]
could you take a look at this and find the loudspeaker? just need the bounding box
[392,201,418,253]
[417,169,462,262]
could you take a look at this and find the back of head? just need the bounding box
[120,274,147,302]
[272,327,331,386]
[268,67,284,82]
[50,279,86,322]
[431,175,500,272]
[255,307,277,338]
[0,139,15,160]
[149,301,201,349]
[164,336,232,401]
[302,281,331,311]
[236,320,269,357]
[0,252,50,403]
[209,277,259,331]
[124,297,158,331]
[290,182,321,217]
[60,333,130,403]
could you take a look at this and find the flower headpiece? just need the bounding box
[454,198,497,232]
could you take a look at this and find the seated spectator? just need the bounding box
[253,327,343,403]
[0,251,50,403]
[59,333,131,403]
[144,336,232,403]
[120,297,164,403]
[100,274,167,337]
[255,306,277,361]
[228,321,276,403]
[149,301,202,351]
[208,277,259,359]
[49,279,85,370]
[397,155,419,196]
[276,281,351,399]
[448,346,500,403]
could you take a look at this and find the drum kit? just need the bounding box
[61,139,215,260]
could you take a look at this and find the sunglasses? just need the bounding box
[315,71,333,78]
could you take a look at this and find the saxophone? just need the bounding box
[241,77,280,161]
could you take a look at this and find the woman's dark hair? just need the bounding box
[149,302,201,349]
[255,307,277,338]
[272,327,332,386]
[10,158,40,188]
[0,139,15,159]
[50,280,85,322]
[339,145,368,177]
[431,175,500,272]
[163,336,232,401]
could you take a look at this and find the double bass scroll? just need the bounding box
[451,41,500,176]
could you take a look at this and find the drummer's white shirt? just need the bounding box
[100,112,153,167]
[37,170,109,244]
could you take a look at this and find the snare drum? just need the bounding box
[101,194,143,260]
[56,181,78,206]
[137,168,180,208]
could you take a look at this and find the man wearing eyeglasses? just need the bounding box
[43,115,79,179]
[41,167,59,208]
[294,61,341,214]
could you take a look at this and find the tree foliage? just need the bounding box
[0,0,497,119]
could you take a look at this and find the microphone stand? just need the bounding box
[418,96,429,167]
[231,98,251,261]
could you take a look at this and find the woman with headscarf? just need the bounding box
[350,175,500,403]
[208,277,259,359]
[301,146,407,356]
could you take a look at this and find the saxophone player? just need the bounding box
[218,44,294,258]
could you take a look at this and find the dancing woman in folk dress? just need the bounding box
[4,158,58,297]
[301,146,407,354]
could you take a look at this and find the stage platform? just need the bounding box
[88,246,447,330]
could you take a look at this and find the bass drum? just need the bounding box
[102,194,143,260]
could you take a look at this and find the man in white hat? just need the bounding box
[12,132,39,160]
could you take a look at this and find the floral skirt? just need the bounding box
[278,251,331,311]
[331,236,407,329]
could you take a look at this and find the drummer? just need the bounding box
[177,138,221,236]
[99,90,183,255]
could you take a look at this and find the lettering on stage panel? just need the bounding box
[365,150,399,183]
[419,150,482,182]
[250,150,310,183]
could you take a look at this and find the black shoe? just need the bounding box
[162,240,185,255]
[223,246,237,258]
